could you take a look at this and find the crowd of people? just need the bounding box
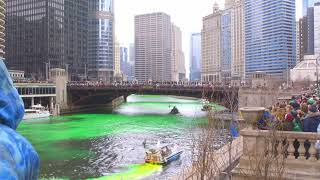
[258,93,320,133]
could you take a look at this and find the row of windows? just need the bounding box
[17,87,56,95]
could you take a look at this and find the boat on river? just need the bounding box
[169,106,179,114]
[145,144,183,165]
[201,99,212,111]
[23,104,50,120]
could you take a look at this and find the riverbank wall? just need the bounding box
[112,96,125,109]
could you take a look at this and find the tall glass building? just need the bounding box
[189,33,201,81]
[221,10,232,82]
[88,0,114,82]
[315,2,320,55]
[6,0,64,80]
[244,0,296,79]
[0,0,5,59]
[303,0,316,16]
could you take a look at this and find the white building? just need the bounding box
[290,55,320,82]
[201,3,222,82]
[171,24,186,81]
[134,12,172,82]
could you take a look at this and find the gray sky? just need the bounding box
[115,0,302,75]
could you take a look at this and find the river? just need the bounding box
[18,95,224,180]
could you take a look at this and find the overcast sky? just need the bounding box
[115,0,302,74]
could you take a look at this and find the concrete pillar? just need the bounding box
[31,97,35,106]
[50,97,54,111]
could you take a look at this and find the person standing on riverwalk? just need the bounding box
[0,59,39,179]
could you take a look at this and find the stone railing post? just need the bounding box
[309,139,318,161]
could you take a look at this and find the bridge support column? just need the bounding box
[31,97,35,106]
[50,97,54,111]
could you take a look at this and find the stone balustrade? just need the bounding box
[232,128,320,180]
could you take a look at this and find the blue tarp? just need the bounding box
[0,59,39,180]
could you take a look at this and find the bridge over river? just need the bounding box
[66,83,239,113]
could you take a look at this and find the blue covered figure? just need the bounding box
[0,60,39,180]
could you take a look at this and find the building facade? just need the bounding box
[134,12,172,82]
[0,0,4,59]
[88,0,114,82]
[128,44,135,81]
[189,33,201,81]
[315,2,320,55]
[201,3,222,82]
[221,9,232,83]
[296,21,301,63]
[120,47,128,76]
[114,40,121,78]
[244,0,296,79]
[171,24,185,81]
[230,0,245,81]
[6,0,65,80]
[64,0,88,81]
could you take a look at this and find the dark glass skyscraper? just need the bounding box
[88,0,114,82]
[189,33,201,81]
[6,0,64,80]
[64,0,88,81]
[245,0,296,79]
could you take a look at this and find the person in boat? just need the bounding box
[170,106,179,114]
[0,59,39,179]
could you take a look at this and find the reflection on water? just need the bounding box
[18,95,222,179]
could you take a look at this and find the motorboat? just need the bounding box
[23,104,50,120]
[169,106,179,114]
[145,143,183,165]
[201,99,212,111]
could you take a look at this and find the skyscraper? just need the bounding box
[315,2,320,55]
[64,0,88,81]
[221,8,232,82]
[244,0,296,79]
[128,44,135,81]
[201,3,222,82]
[189,33,201,81]
[88,0,115,82]
[303,0,316,16]
[120,47,128,76]
[134,12,172,82]
[0,0,4,59]
[6,0,65,80]
[171,24,186,81]
[114,40,121,78]
[230,0,245,81]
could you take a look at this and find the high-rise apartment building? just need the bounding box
[315,2,320,55]
[201,3,222,82]
[120,47,128,75]
[64,0,88,81]
[221,9,232,82]
[6,0,65,80]
[244,0,296,79]
[189,33,201,81]
[128,44,135,81]
[296,21,302,63]
[114,40,121,77]
[134,12,172,82]
[88,0,114,82]
[0,0,5,59]
[230,0,245,81]
[171,24,186,81]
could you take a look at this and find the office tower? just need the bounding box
[303,0,316,16]
[221,8,232,83]
[0,0,4,59]
[230,0,245,81]
[171,24,185,81]
[296,22,302,63]
[114,40,121,77]
[315,2,320,55]
[128,44,135,81]
[134,12,172,82]
[189,33,201,81]
[244,0,296,79]
[225,0,235,9]
[6,0,64,80]
[120,47,128,75]
[201,3,222,82]
[64,0,88,81]
[88,0,115,82]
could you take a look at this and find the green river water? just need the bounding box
[18,95,223,180]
